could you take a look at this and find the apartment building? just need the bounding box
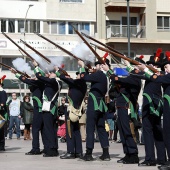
[97,0,170,64]
[0,0,96,97]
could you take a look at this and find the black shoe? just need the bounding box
[75,153,83,159]
[43,149,59,157]
[60,153,75,159]
[139,143,144,145]
[81,154,95,161]
[117,140,122,143]
[123,154,139,164]
[25,150,41,155]
[99,154,110,161]
[158,165,170,170]
[138,160,156,166]
[117,154,129,163]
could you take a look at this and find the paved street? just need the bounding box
[0,136,159,170]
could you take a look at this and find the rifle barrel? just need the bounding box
[20,39,51,64]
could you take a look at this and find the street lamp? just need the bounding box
[23,4,33,96]
[127,0,130,58]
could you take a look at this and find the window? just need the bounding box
[43,21,49,33]
[8,19,15,33]
[58,21,66,34]
[80,23,89,32]
[122,17,137,25]
[1,57,17,70]
[60,0,83,2]
[1,19,6,32]
[18,20,24,33]
[51,22,57,34]
[68,22,90,34]
[157,16,170,30]
[68,22,78,34]
[64,57,78,71]
[106,20,120,26]
[30,20,40,33]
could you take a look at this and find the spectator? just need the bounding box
[7,92,22,139]
[79,97,87,142]
[21,95,33,140]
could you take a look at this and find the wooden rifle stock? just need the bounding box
[20,39,51,64]
[71,26,105,64]
[34,32,82,61]
[81,32,124,56]
[0,62,30,78]
[2,32,35,62]
[92,43,159,73]
[58,68,70,76]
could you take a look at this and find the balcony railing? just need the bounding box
[106,25,146,39]
[106,0,145,2]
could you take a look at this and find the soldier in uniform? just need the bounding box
[78,59,110,161]
[55,68,87,159]
[137,51,170,170]
[0,75,7,151]
[102,60,142,164]
[32,60,62,157]
[10,68,46,155]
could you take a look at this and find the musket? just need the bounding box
[20,39,51,64]
[91,43,159,73]
[81,32,124,56]
[0,62,31,78]
[2,32,35,62]
[72,26,105,65]
[34,32,83,61]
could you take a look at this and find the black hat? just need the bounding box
[161,51,170,71]
[134,55,145,64]
[146,48,163,66]
[94,53,111,67]
[76,71,80,75]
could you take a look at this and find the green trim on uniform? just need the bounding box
[55,71,61,77]
[143,93,163,117]
[145,70,153,79]
[34,66,45,76]
[121,93,137,119]
[32,96,42,112]
[106,69,114,78]
[89,92,108,112]
[126,64,134,72]
[79,67,85,73]
[50,101,58,115]
[164,94,170,107]
[15,73,21,79]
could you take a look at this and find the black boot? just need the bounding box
[60,152,75,159]
[99,147,110,161]
[123,154,139,164]
[81,148,94,161]
[117,154,129,163]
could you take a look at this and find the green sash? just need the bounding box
[164,94,170,107]
[32,96,42,112]
[143,93,163,117]
[121,93,137,120]
[89,92,108,112]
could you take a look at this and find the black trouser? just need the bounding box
[42,111,58,152]
[163,99,170,160]
[117,107,138,155]
[25,124,31,131]
[113,120,119,141]
[65,111,82,154]
[142,99,165,162]
[86,96,109,150]
[31,107,46,152]
[0,126,5,149]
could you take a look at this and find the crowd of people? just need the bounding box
[1,48,170,170]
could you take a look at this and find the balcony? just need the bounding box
[106,25,146,39]
[105,0,146,10]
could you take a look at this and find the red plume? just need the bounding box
[139,55,144,59]
[166,51,170,61]
[155,48,162,57]
[102,52,109,62]
[61,64,65,69]
[1,75,6,81]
